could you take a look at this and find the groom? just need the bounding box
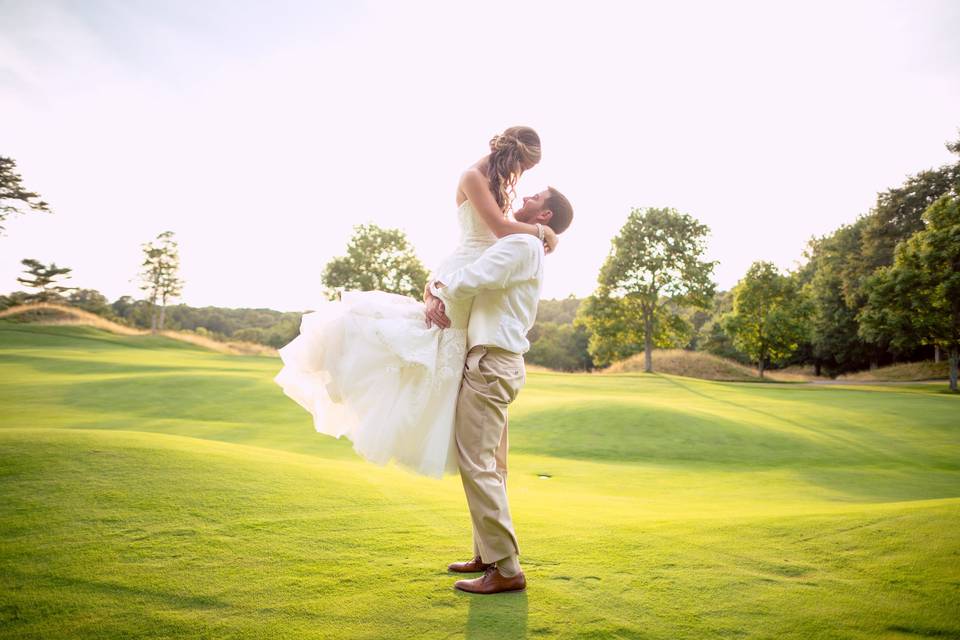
[424,187,574,594]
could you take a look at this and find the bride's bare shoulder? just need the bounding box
[456,167,487,204]
[459,167,488,189]
[460,166,485,180]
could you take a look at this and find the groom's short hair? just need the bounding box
[544,187,573,234]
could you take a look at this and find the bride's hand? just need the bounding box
[542,225,559,254]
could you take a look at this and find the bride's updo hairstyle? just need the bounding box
[485,126,541,214]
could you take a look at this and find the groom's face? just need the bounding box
[514,189,553,224]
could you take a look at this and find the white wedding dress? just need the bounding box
[273,200,497,479]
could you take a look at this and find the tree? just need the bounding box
[16,258,75,302]
[860,195,960,391]
[526,322,593,371]
[723,262,809,378]
[577,207,716,371]
[322,224,428,300]
[801,220,877,374]
[860,162,959,272]
[799,135,959,374]
[67,288,112,316]
[698,290,751,364]
[0,156,51,235]
[138,231,185,332]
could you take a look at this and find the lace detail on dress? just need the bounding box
[436,328,467,385]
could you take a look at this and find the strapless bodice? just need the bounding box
[425,200,498,330]
[455,199,497,251]
[431,200,497,282]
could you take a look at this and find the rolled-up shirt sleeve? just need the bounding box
[433,235,538,302]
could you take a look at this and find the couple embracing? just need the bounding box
[274,126,574,594]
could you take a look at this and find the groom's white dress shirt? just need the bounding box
[430,234,544,354]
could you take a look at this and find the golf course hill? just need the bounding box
[604,348,948,383]
[0,302,274,356]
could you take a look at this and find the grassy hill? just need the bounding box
[1,319,959,639]
[606,348,950,384]
[603,349,817,382]
[0,302,275,356]
[837,360,950,382]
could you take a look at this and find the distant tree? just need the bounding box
[0,156,51,235]
[138,231,185,332]
[322,224,428,300]
[110,295,141,325]
[16,258,75,302]
[723,262,809,378]
[575,294,644,367]
[860,135,960,272]
[860,195,960,391]
[801,221,877,374]
[534,296,583,325]
[526,322,593,371]
[67,288,112,316]
[698,290,751,364]
[799,134,960,375]
[0,290,31,310]
[577,207,716,371]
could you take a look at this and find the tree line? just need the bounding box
[1,155,300,346]
[573,133,959,390]
[2,132,958,390]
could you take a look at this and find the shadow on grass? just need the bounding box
[460,588,528,639]
[3,568,332,621]
[655,374,907,462]
[0,352,209,376]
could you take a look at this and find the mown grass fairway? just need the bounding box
[1,320,958,639]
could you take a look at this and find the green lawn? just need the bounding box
[1,320,958,639]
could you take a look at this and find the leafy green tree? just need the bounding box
[322,224,428,300]
[138,231,185,332]
[0,291,31,310]
[577,207,716,371]
[534,296,583,325]
[16,258,75,302]
[526,322,593,371]
[800,135,959,374]
[860,139,959,272]
[801,220,876,374]
[723,262,809,378]
[698,290,751,364]
[0,156,51,235]
[860,195,960,391]
[575,294,640,367]
[67,288,112,316]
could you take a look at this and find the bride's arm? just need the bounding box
[460,170,558,252]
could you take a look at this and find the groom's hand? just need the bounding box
[424,292,451,329]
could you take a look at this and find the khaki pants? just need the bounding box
[456,344,526,564]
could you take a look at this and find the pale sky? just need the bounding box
[1,0,958,312]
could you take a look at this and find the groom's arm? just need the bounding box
[430,235,539,303]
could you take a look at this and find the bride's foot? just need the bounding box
[447,555,493,573]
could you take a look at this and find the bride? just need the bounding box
[273,126,558,479]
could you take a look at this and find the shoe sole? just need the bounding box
[453,584,527,594]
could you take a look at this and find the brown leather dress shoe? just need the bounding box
[448,555,493,573]
[454,565,526,594]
